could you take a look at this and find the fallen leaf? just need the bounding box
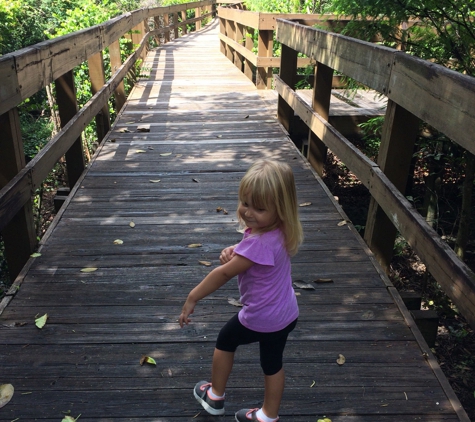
[188,243,202,248]
[293,280,315,290]
[336,354,346,366]
[217,135,223,138]
[129,221,136,228]
[118,128,130,133]
[160,152,172,156]
[109,138,116,142]
[176,154,183,157]
[228,297,243,307]
[62,417,77,422]
[313,278,333,283]
[216,207,223,212]
[113,239,124,245]
[149,179,161,183]
[299,202,312,207]
[140,356,157,366]
[0,384,14,408]
[135,149,147,153]
[137,126,150,132]
[30,252,41,258]
[337,220,348,226]
[35,314,48,329]
[244,115,249,119]
[310,380,316,388]
[80,267,98,273]
[317,419,332,422]
[192,178,199,183]
[223,209,228,215]
[381,403,389,407]
[147,146,154,150]
[199,260,212,266]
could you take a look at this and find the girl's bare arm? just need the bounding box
[179,254,252,327]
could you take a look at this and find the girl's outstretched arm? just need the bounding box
[179,254,253,327]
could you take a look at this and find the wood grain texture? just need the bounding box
[0,19,468,422]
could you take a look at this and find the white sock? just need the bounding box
[256,408,278,422]
[208,387,225,400]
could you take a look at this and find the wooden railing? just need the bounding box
[0,0,216,281]
[275,18,475,329]
[217,6,357,88]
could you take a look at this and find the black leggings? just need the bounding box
[215,313,298,376]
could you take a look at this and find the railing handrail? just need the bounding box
[274,18,475,330]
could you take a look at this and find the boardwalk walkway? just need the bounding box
[0,20,468,421]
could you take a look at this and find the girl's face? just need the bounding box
[238,193,278,234]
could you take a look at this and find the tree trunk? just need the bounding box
[454,151,475,261]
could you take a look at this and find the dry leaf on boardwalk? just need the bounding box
[113,239,124,245]
[313,278,333,283]
[228,297,243,307]
[80,267,98,273]
[160,152,172,156]
[299,202,312,207]
[149,179,161,183]
[293,280,315,290]
[30,252,41,258]
[62,415,81,422]
[0,384,14,408]
[135,149,147,153]
[337,220,348,226]
[129,221,136,228]
[199,260,212,267]
[188,243,202,248]
[137,126,150,132]
[336,354,346,366]
[35,314,48,329]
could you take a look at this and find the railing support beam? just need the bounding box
[364,99,420,272]
[55,70,86,189]
[88,52,111,142]
[307,61,333,176]
[277,44,298,134]
[0,109,36,280]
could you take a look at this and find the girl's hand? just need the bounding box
[179,299,196,327]
[220,246,236,264]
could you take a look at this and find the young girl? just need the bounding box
[179,159,303,422]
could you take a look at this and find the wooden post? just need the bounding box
[173,12,179,39]
[181,10,188,34]
[277,44,298,134]
[195,7,202,31]
[163,13,170,42]
[0,109,37,280]
[109,40,126,113]
[234,23,244,71]
[307,62,333,176]
[364,100,420,272]
[55,70,85,189]
[88,52,111,142]
[244,27,254,82]
[225,19,234,62]
[219,17,226,56]
[256,29,273,89]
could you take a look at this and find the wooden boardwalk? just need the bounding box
[0,20,467,421]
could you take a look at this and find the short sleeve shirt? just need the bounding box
[233,228,299,332]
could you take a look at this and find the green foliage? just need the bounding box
[329,0,475,76]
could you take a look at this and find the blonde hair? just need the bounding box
[237,159,303,256]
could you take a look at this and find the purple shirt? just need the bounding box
[233,228,299,332]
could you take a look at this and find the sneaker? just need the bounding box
[193,381,225,415]
[235,408,279,421]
